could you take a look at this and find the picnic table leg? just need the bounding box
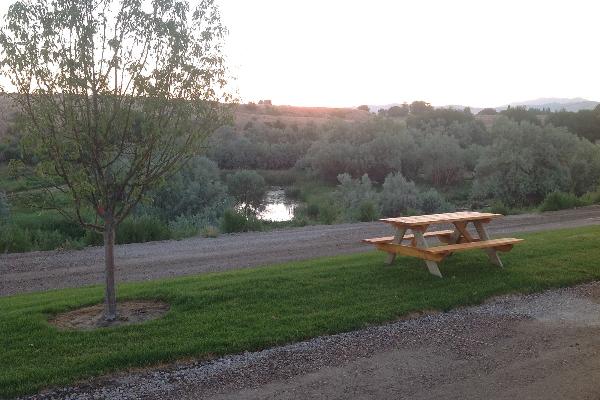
[473,221,503,267]
[413,229,443,278]
[386,227,407,265]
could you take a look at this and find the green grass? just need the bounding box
[3,225,600,397]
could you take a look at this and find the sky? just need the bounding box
[218,0,600,107]
[1,0,599,108]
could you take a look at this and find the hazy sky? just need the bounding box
[1,0,599,107]
[219,0,600,107]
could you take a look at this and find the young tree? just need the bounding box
[0,0,231,320]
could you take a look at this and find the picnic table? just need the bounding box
[363,211,523,277]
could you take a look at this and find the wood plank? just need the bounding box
[375,243,446,262]
[453,221,475,242]
[413,229,443,277]
[473,220,503,267]
[386,226,406,265]
[427,238,523,254]
[380,211,502,227]
[362,230,455,244]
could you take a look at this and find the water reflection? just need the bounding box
[258,188,297,222]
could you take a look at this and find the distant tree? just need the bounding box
[409,101,433,115]
[246,102,258,111]
[477,108,498,115]
[258,100,264,105]
[546,108,600,142]
[263,99,272,106]
[473,117,600,206]
[417,133,466,186]
[357,105,370,112]
[227,170,267,217]
[387,104,410,117]
[0,0,230,321]
[463,107,472,115]
[500,106,541,125]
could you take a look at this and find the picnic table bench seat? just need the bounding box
[427,237,523,254]
[362,229,455,244]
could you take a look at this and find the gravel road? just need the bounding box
[3,205,600,296]
[23,281,600,400]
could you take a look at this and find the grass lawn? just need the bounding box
[3,225,600,397]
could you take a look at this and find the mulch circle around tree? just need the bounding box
[49,300,170,331]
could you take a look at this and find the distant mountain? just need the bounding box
[369,98,599,114]
[497,98,599,112]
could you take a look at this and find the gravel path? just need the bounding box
[23,281,600,400]
[3,205,600,296]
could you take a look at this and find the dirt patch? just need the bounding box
[49,300,170,330]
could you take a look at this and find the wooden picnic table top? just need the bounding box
[379,211,502,227]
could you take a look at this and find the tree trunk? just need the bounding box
[103,219,117,321]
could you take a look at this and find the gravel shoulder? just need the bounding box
[24,281,600,400]
[3,205,600,296]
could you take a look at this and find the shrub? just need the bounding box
[168,215,202,239]
[335,173,380,221]
[490,200,510,215]
[32,229,67,251]
[305,201,320,219]
[117,216,171,244]
[257,169,300,186]
[201,225,220,238]
[85,216,171,245]
[317,201,339,224]
[358,201,379,222]
[419,189,452,214]
[0,225,31,253]
[0,191,10,223]
[148,156,231,220]
[168,211,223,240]
[227,170,267,216]
[580,187,600,205]
[284,186,302,200]
[539,192,583,212]
[221,209,262,233]
[380,172,419,217]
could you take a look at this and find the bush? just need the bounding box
[257,169,300,186]
[380,172,419,217]
[221,209,263,233]
[227,170,267,216]
[85,216,171,245]
[317,201,339,224]
[168,215,202,239]
[358,201,379,222]
[335,173,380,221]
[490,200,510,215]
[168,211,223,240]
[580,187,600,205]
[419,189,452,214]
[0,191,10,223]
[201,225,220,238]
[0,225,31,253]
[147,156,231,220]
[117,216,170,244]
[539,192,583,212]
[284,186,302,200]
[31,229,67,251]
